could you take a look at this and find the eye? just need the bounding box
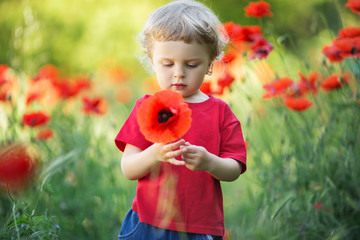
[161,62,173,67]
[186,63,198,68]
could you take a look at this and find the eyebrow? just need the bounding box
[158,57,203,62]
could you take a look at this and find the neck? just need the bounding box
[183,91,209,103]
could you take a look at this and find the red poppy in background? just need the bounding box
[222,22,244,43]
[262,77,294,99]
[137,90,192,143]
[345,0,360,15]
[36,129,54,141]
[238,25,263,42]
[221,51,237,64]
[313,202,324,210]
[320,74,348,90]
[249,38,274,60]
[0,64,9,83]
[283,96,313,112]
[322,44,343,62]
[217,71,235,89]
[0,143,38,192]
[33,64,60,82]
[333,37,360,58]
[298,71,319,95]
[338,26,360,38]
[82,96,106,115]
[200,81,216,95]
[245,1,273,18]
[22,112,50,128]
[0,65,12,102]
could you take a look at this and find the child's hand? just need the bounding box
[180,142,212,171]
[152,139,186,166]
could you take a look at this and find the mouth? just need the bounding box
[172,83,187,90]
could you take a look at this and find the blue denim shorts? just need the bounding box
[118,209,223,240]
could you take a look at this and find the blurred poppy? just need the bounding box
[313,202,323,210]
[0,143,38,192]
[338,26,360,38]
[245,1,273,18]
[33,64,60,82]
[22,112,50,128]
[238,25,263,42]
[200,81,216,95]
[217,71,235,90]
[221,51,237,64]
[262,77,293,99]
[320,74,348,90]
[0,65,15,102]
[296,71,319,96]
[222,22,244,43]
[283,96,313,112]
[333,37,360,58]
[223,229,233,240]
[36,129,54,141]
[137,90,192,143]
[322,44,343,62]
[249,38,274,60]
[345,0,360,15]
[82,96,106,115]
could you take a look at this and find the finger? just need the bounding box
[165,148,187,159]
[165,139,185,151]
[168,158,185,166]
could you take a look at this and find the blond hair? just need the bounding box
[138,0,228,62]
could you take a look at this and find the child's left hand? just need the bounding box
[180,142,212,171]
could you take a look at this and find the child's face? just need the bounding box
[151,40,211,102]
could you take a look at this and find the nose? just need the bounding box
[173,66,185,79]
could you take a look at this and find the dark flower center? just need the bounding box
[158,109,173,123]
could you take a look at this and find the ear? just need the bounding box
[207,61,214,75]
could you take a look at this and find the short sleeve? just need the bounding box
[114,97,152,152]
[219,104,247,174]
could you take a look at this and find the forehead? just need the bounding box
[151,40,210,60]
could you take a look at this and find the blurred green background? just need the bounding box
[0,0,356,75]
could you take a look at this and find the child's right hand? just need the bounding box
[152,138,187,166]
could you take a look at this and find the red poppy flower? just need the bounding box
[0,143,38,192]
[262,77,293,99]
[0,64,9,83]
[217,71,235,89]
[238,26,263,42]
[36,129,54,140]
[298,71,319,95]
[283,96,313,112]
[22,112,50,128]
[322,44,343,62]
[313,202,323,210]
[26,92,42,106]
[221,51,237,64]
[345,0,360,15]
[338,26,360,38]
[137,90,192,143]
[320,74,348,90]
[333,37,360,58]
[244,1,273,18]
[222,22,244,43]
[0,65,12,102]
[249,38,274,60]
[33,64,60,82]
[82,96,106,115]
[200,81,216,95]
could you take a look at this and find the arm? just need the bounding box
[181,142,242,182]
[121,139,187,180]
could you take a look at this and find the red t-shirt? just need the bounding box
[115,95,247,236]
